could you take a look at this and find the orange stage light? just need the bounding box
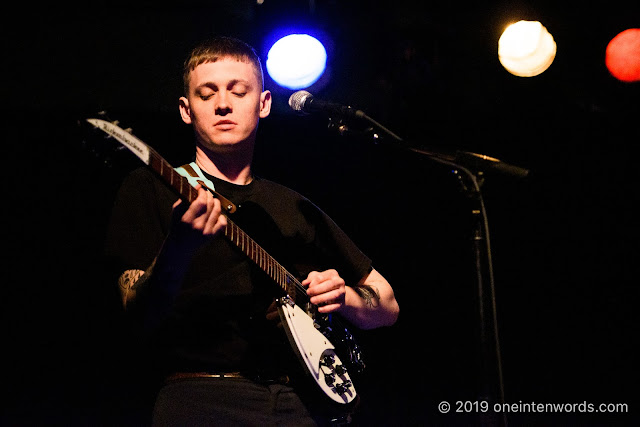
[606,28,640,83]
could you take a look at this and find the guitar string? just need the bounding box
[224,216,311,304]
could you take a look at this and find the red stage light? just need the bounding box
[605,28,640,83]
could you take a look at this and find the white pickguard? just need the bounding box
[277,300,357,404]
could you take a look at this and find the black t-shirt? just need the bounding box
[105,166,372,375]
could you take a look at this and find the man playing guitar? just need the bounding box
[105,36,399,425]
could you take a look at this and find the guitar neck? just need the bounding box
[148,150,302,303]
[149,149,199,203]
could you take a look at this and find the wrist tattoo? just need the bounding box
[355,284,380,308]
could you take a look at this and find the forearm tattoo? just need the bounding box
[118,258,159,308]
[118,268,146,307]
[355,284,380,308]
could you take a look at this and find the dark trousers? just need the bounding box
[152,377,322,426]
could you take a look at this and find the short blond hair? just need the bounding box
[183,36,264,95]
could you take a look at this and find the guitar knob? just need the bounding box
[334,364,346,376]
[321,355,335,366]
[334,382,347,395]
[324,372,335,386]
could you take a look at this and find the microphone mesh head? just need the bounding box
[288,90,312,112]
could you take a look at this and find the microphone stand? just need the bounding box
[329,112,526,427]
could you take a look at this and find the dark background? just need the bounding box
[2,1,638,425]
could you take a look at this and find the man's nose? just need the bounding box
[215,91,232,115]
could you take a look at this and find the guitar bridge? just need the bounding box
[276,295,296,307]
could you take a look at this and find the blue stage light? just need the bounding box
[266,34,327,90]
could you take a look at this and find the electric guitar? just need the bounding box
[85,115,364,405]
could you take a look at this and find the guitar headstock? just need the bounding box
[79,111,140,172]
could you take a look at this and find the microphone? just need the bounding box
[288,90,365,118]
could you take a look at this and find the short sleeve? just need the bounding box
[104,167,176,275]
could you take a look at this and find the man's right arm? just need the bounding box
[117,186,227,326]
[119,267,146,308]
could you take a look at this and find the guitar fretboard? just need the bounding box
[150,150,200,204]
[224,220,301,300]
[148,149,302,302]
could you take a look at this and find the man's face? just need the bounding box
[179,58,271,153]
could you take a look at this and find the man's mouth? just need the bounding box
[214,120,237,129]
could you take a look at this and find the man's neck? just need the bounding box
[194,145,253,185]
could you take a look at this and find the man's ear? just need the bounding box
[259,90,272,119]
[179,97,192,124]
